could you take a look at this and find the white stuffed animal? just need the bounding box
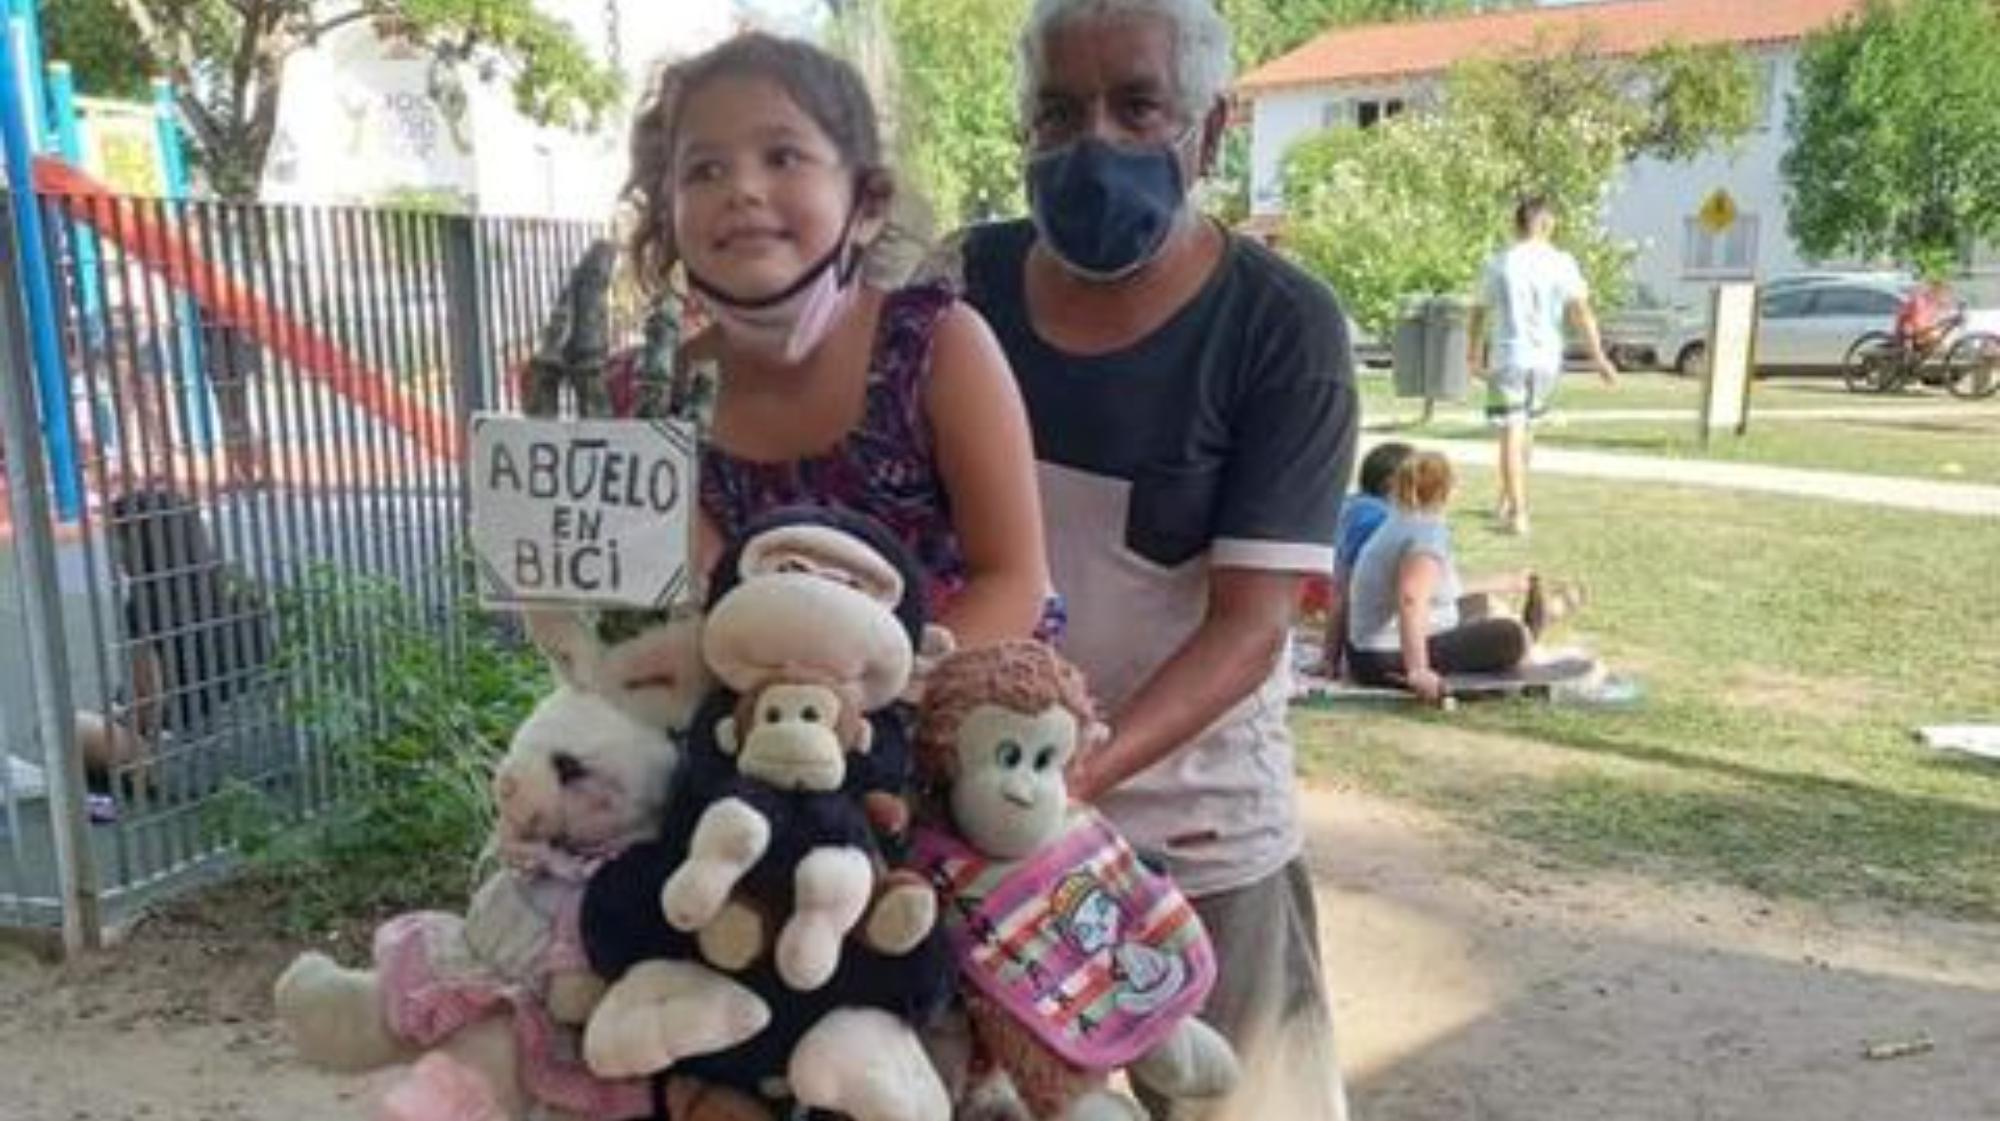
[909,641,1240,1121]
[273,684,741,1121]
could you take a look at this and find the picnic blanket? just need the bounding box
[1289,640,1638,708]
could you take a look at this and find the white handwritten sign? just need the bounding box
[469,415,697,608]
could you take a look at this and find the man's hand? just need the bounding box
[1064,739,1108,806]
[1593,352,1620,387]
[1405,666,1447,705]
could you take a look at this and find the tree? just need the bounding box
[54,0,622,198]
[1282,40,1757,336]
[1784,0,2000,272]
[42,0,152,101]
[1283,113,1512,335]
[865,0,1029,229]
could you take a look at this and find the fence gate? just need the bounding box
[0,188,630,951]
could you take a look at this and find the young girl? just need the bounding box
[613,33,1053,645]
[1344,452,1574,702]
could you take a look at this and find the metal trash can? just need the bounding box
[1423,296,1473,401]
[1393,297,1429,398]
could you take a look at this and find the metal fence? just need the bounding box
[0,188,635,945]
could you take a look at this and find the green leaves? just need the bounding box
[863,0,1030,229]
[1784,0,2000,268]
[1281,40,1756,337]
[392,0,623,131]
[213,567,548,934]
[58,0,621,198]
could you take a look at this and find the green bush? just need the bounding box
[209,568,549,934]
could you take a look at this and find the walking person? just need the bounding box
[1467,196,1617,536]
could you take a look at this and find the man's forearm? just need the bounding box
[1075,611,1288,804]
[1571,303,1610,363]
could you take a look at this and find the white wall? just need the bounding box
[1245,49,1824,312]
[1603,49,1804,310]
[1249,89,1325,215]
[1248,79,1428,215]
[260,0,738,215]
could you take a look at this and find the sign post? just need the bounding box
[1700,281,1758,445]
[469,415,699,609]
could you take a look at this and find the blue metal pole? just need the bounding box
[46,62,113,452]
[152,77,213,449]
[7,0,48,148]
[3,17,83,520]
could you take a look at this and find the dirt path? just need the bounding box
[1303,786,2000,1120]
[2,783,1995,1121]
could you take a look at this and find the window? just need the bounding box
[1807,287,1902,318]
[1760,289,1813,319]
[1357,98,1405,129]
[1683,213,1760,277]
[1752,59,1780,131]
[1320,97,1406,130]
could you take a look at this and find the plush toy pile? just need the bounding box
[274,507,1240,1121]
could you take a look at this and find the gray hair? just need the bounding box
[1017,0,1236,126]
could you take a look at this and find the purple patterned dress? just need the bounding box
[609,283,1063,639]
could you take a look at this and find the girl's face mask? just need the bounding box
[685,206,864,365]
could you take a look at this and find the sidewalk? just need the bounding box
[1368,434,2000,518]
[1385,400,2000,427]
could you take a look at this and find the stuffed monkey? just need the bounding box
[580,506,955,1121]
[910,641,1241,1121]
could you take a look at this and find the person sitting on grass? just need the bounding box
[1344,451,1580,704]
[1313,440,1412,679]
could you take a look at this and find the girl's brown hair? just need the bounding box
[623,32,893,298]
[1390,451,1455,513]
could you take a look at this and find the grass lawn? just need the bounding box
[1292,469,2000,919]
[1357,369,1704,415]
[1434,412,2000,486]
[1356,371,2000,485]
[1356,368,1994,416]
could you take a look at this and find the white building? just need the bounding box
[260,0,746,217]
[1239,0,1865,311]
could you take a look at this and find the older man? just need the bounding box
[927,2,1357,1117]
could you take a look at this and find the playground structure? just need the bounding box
[0,1,646,950]
[1,0,465,529]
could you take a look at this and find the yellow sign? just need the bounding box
[81,105,168,197]
[1699,188,1738,234]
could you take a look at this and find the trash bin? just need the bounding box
[1393,297,1429,398]
[1423,296,1473,401]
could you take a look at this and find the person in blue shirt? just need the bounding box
[1317,441,1413,678]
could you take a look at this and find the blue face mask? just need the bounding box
[1027,132,1193,282]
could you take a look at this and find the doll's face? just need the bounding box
[703,523,914,710]
[492,687,681,851]
[948,703,1076,860]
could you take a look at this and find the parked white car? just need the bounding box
[1662,272,2000,377]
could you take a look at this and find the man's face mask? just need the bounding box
[1027,127,1196,283]
[684,202,864,365]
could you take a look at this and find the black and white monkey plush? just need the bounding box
[579,506,955,1121]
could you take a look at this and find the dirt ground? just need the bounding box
[3,781,1996,1121]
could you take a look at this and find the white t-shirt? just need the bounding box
[1346,513,1461,652]
[957,223,1360,898]
[1481,240,1588,374]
